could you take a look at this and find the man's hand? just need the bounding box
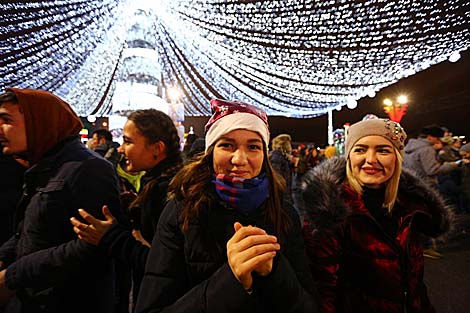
[70,205,116,246]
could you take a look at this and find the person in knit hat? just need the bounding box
[135,99,317,313]
[294,118,452,313]
[0,88,125,313]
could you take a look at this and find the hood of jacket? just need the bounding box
[294,156,453,236]
[404,137,432,154]
[7,88,83,165]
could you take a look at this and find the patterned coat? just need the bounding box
[294,157,453,313]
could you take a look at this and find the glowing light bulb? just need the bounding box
[448,51,461,63]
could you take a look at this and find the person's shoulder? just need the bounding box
[59,144,116,174]
[43,139,95,167]
[294,157,349,228]
[159,198,184,227]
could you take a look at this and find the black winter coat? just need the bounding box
[134,157,181,243]
[0,137,123,313]
[135,198,317,313]
[0,152,25,245]
[99,156,181,307]
[269,149,293,195]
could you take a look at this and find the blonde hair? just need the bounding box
[346,147,403,213]
[271,134,292,155]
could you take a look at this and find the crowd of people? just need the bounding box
[0,87,468,313]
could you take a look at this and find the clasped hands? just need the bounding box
[227,222,280,292]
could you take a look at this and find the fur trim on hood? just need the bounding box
[294,156,453,237]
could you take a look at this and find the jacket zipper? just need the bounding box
[359,212,411,313]
[403,291,408,313]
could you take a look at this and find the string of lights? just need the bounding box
[0,0,469,117]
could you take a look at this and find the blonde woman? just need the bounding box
[295,118,452,313]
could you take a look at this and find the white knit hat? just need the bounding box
[205,99,270,151]
[345,118,407,157]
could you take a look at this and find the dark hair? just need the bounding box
[170,143,290,237]
[187,138,205,159]
[127,109,183,164]
[92,129,112,142]
[0,91,18,106]
[183,133,198,154]
[420,125,444,138]
[127,110,183,211]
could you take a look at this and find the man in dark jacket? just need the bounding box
[0,88,124,313]
[90,129,120,167]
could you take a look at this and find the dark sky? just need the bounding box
[186,49,470,146]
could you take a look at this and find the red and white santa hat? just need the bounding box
[205,99,270,152]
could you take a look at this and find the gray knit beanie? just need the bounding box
[345,118,407,157]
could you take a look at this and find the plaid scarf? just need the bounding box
[212,173,269,213]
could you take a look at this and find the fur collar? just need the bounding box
[294,157,453,236]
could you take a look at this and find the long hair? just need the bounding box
[127,109,183,210]
[171,143,290,236]
[346,147,403,212]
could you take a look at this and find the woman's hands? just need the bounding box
[227,222,280,291]
[70,205,116,246]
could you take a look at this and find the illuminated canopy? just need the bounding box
[0,0,469,117]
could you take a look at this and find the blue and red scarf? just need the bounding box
[212,173,269,213]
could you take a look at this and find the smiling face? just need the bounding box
[117,119,160,172]
[212,129,264,179]
[0,102,28,155]
[348,135,397,189]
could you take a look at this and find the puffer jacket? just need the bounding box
[294,157,453,313]
[135,198,318,313]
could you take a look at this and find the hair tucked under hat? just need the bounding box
[460,143,470,153]
[345,118,407,157]
[204,99,270,151]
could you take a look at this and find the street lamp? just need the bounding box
[383,95,408,123]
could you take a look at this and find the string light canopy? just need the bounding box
[0,0,469,117]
